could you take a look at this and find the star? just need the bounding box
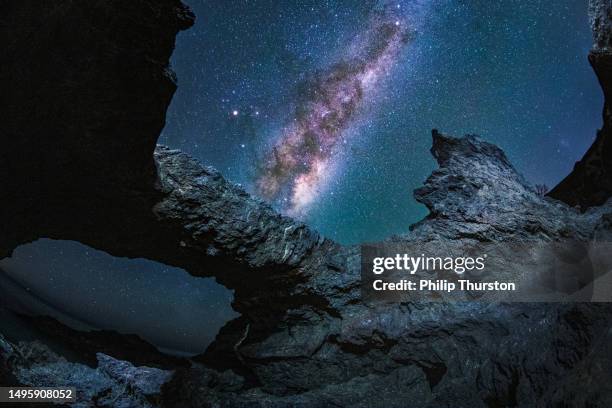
[255,7,410,216]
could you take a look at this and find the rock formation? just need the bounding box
[0,335,172,407]
[1,0,612,407]
[548,0,612,209]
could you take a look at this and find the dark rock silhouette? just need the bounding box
[16,314,188,370]
[0,335,20,387]
[549,0,612,209]
[1,0,612,407]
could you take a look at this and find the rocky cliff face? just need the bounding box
[410,131,599,242]
[1,0,612,407]
[161,131,612,407]
[0,0,194,261]
[549,0,612,209]
[4,131,612,407]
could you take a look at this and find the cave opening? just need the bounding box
[0,239,240,358]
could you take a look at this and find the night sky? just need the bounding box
[0,0,604,355]
[161,0,602,244]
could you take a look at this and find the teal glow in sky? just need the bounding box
[161,0,602,244]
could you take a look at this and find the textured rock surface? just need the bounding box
[549,0,612,209]
[0,335,19,386]
[1,0,612,407]
[590,0,612,51]
[0,335,172,407]
[410,130,598,242]
[160,132,612,407]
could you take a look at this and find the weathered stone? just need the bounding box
[0,336,172,407]
[1,0,612,407]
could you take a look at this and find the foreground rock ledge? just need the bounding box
[3,131,612,407]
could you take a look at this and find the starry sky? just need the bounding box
[0,240,238,354]
[0,0,604,355]
[161,0,602,244]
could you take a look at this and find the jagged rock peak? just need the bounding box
[429,129,514,169]
[414,130,534,220]
[409,130,608,243]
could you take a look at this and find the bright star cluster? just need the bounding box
[162,0,601,243]
[255,5,413,215]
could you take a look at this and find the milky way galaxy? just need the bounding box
[255,6,412,216]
